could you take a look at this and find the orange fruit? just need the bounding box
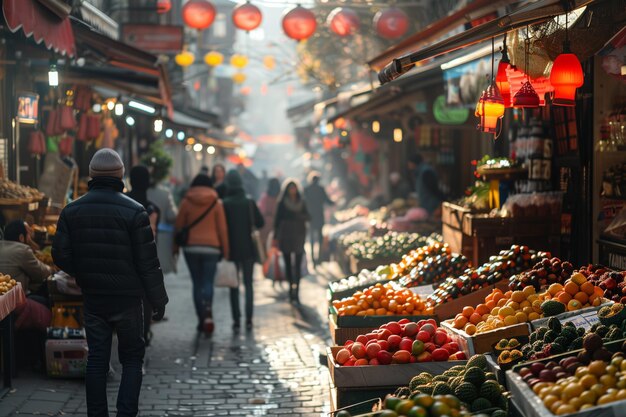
[469,312,483,325]
[511,291,526,303]
[497,298,507,307]
[557,292,572,304]
[567,299,582,311]
[523,285,536,297]
[592,297,602,307]
[574,292,589,305]
[564,281,579,296]
[499,306,514,317]
[454,314,468,329]
[462,306,475,317]
[375,308,387,316]
[493,292,504,304]
[464,324,477,335]
[528,312,541,321]
[571,272,587,286]
[580,281,595,296]
[475,304,490,316]
[515,311,528,323]
[485,300,496,310]
[548,283,564,296]
[366,308,376,316]
[594,286,604,297]
[504,315,518,326]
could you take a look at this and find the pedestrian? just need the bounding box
[274,179,310,303]
[174,173,229,333]
[222,170,264,332]
[126,165,161,346]
[258,178,280,247]
[389,171,411,202]
[147,174,178,274]
[212,163,227,199]
[52,148,168,417]
[303,172,334,266]
[407,153,444,216]
[237,163,260,200]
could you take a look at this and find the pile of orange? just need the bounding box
[451,286,542,335]
[537,272,604,311]
[332,283,433,317]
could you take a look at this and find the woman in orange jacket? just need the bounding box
[174,174,229,333]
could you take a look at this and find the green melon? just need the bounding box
[479,380,502,403]
[432,382,452,396]
[466,354,488,371]
[454,382,478,403]
[463,366,486,386]
[471,398,493,412]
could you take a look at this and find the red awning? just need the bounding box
[3,0,76,57]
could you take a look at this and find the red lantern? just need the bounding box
[232,2,262,32]
[327,7,360,37]
[182,0,216,30]
[513,81,540,108]
[475,83,505,135]
[550,52,583,106]
[374,8,409,40]
[282,6,316,41]
[157,0,171,13]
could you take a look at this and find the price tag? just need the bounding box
[564,314,592,331]
[581,310,600,328]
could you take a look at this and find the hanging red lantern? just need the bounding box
[513,81,540,108]
[327,7,360,37]
[550,51,583,106]
[506,66,553,107]
[475,83,505,135]
[157,0,171,13]
[282,6,316,41]
[374,8,409,40]
[496,60,511,107]
[182,0,216,30]
[232,2,262,31]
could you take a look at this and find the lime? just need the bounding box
[407,405,427,417]
[395,400,415,415]
[378,410,399,417]
[384,396,402,411]
[411,393,434,409]
[430,401,451,417]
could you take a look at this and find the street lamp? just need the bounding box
[48,64,59,87]
[165,128,174,138]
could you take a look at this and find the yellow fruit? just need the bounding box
[491,307,500,316]
[506,301,520,311]
[600,374,617,388]
[589,360,606,376]
[499,306,514,317]
[533,382,550,394]
[617,389,626,401]
[515,312,528,323]
[567,299,582,311]
[579,390,597,405]
[580,374,598,389]
[555,404,577,415]
[527,294,538,303]
[597,393,617,405]
[523,285,536,296]
[562,383,584,400]
[504,315,518,326]
[542,395,559,410]
[548,283,564,296]
[528,312,541,321]
[465,324,476,335]
[511,291,526,303]
[519,300,531,309]
[571,272,587,286]
[532,300,543,312]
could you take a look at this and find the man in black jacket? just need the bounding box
[52,148,168,417]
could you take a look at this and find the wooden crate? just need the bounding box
[432,280,510,322]
[329,314,377,346]
[327,347,466,388]
[441,320,531,355]
[349,256,398,275]
[330,307,435,328]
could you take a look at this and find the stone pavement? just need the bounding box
[0,259,343,416]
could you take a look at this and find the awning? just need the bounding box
[377,0,601,85]
[72,20,173,117]
[368,0,518,71]
[3,0,76,57]
[166,107,221,131]
[76,2,118,40]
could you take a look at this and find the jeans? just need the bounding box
[229,259,255,323]
[184,252,220,322]
[283,252,303,292]
[84,303,145,417]
[309,225,323,263]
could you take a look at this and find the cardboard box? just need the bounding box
[46,339,88,378]
[441,320,530,356]
[330,307,435,328]
[433,280,510,322]
[327,346,466,388]
[329,314,377,346]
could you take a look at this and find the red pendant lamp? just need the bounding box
[495,35,512,108]
[157,0,171,13]
[549,12,583,106]
[282,6,317,41]
[232,2,262,32]
[476,38,505,136]
[182,0,216,30]
[512,27,539,108]
[374,8,409,39]
[327,7,360,37]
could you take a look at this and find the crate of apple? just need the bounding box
[334,319,466,367]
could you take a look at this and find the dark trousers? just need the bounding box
[84,303,145,417]
[309,225,324,263]
[283,252,303,292]
[229,259,255,323]
[184,252,220,322]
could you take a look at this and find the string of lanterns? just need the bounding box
[476,15,584,138]
[177,0,409,42]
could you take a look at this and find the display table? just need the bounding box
[0,283,26,397]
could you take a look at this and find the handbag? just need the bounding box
[175,200,217,246]
[249,201,266,264]
[263,247,284,282]
[215,260,238,288]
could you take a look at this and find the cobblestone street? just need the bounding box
[1,260,337,416]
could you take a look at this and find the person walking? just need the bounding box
[174,174,229,333]
[52,148,168,417]
[258,178,280,246]
[303,172,334,265]
[274,179,309,303]
[407,153,444,216]
[212,163,227,199]
[147,175,178,274]
[222,170,264,332]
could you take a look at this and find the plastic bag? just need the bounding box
[263,247,285,281]
[215,261,238,288]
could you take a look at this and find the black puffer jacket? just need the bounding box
[52,177,169,308]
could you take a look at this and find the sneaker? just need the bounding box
[203,317,215,335]
[233,322,241,332]
[246,320,253,331]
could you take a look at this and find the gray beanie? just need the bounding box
[89,148,125,179]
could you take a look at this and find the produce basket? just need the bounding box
[327,346,466,388]
[530,302,610,331]
[441,320,531,355]
[330,306,435,328]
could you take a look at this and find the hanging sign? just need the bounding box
[17,92,39,124]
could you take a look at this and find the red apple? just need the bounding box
[416,331,431,343]
[403,323,418,337]
[356,335,369,345]
[424,342,436,353]
[452,351,466,360]
[378,329,392,340]
[366,333,378,340]
[388,335,402,350]
[369,358,380,366]
[392,350,411,364]
[398,318,411,325]
[399,338,413,352]
[387,321,402,335]
[378,340,389,351]
[351,342,367,359]
[416,351,432,362]
[410,355,417,363]
[421,323,436,336]
[354,358,369,366]
[335,348,351,365]
[344,357,356,366]
[366,343,381,359]
[426,318,437,327]
[377,350,393,365]
[433,331,448,346]
[432,348,450,361]
[344,340,354,347]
